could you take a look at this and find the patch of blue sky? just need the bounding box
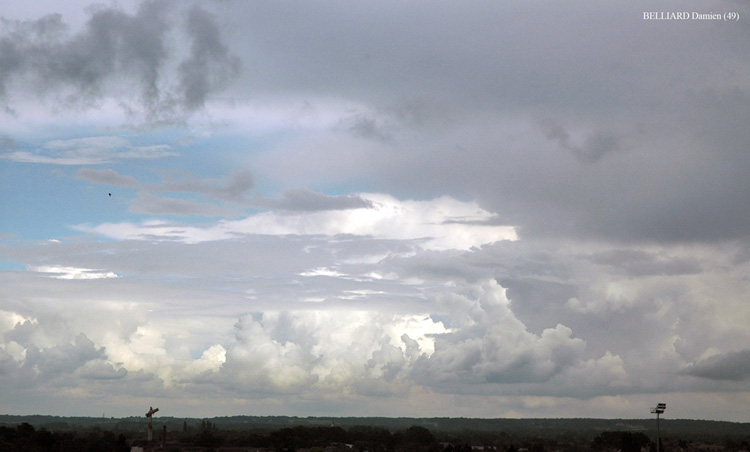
[0,260,26,272]
[0,161,132,241]
[132,129,273,179]
[1,121,287,238]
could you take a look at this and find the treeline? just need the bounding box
[187,425,438,451]
[183,424,546,452]
[2,419,750,452]
[0,422,130,452]
[3,415,750,439]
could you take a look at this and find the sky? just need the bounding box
[1,0,750,422]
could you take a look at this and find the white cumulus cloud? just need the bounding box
[30,265,119,280]
[76,194,516,250]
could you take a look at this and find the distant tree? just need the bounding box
[196,429,223,448]
[116,433,129,452]
[270,427,298,451]
[403,426,435,444]
[394,426,439,452]
[347,425,394,452]
[17,422,35,436]
[593,431,650,452]
[724,438,739,452]
[36,427,57,450]
[649,438,667,452]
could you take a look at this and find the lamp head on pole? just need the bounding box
[650,402,666,414]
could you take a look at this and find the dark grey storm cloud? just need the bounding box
[686,350,750,381]
[540,118,619,164]
[0,0,239,120]
[220,0,750,244]
[586,249,703,277]
[340,113,394,143]
[179,6,241,111]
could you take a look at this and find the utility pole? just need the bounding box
[146,406,159,451]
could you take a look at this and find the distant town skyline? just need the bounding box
[1,0,749,421]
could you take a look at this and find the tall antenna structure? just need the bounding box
[145,406,159,451]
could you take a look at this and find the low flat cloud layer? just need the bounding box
[1,0,750,421]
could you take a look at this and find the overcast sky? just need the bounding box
[2,0,750,422]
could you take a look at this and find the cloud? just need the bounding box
[73,167,383,218]
[222,0,750,244]
[75,168,255,216]
[685,350,750,381]
[410,280,586,387]
[185,344,226,376]
[0,1,240,122]
[3,0,750,421]
[143,170,255,216]
[217,310,446,395]
[255,189,374,211]
[338,113,394,143]
[1,136,175,165]
[2,330,105,384]
[76,167,140,187]
[130,192,241,217]
[15,278,605,400]
[540,118,619,163]
[586,249,703,277]
[179,6,241,111]
[30,265,118,279]
[75,360,128,380]
[559,352,630,391]
[2,226,750,417]
[76,194,517,250]
[153,169,255,203]
[0,304,203,401]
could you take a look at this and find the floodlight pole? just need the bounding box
[656,411,660,452]
[651,403,666,452]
